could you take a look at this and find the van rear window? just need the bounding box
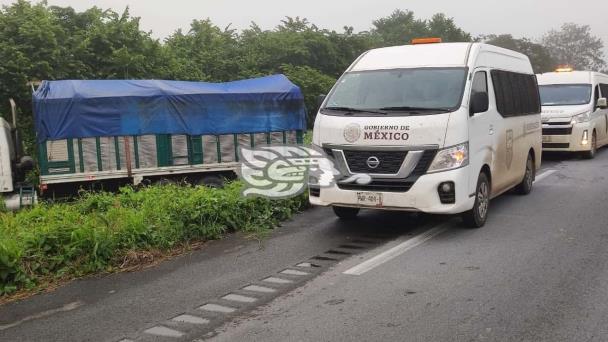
[491,70,541,117]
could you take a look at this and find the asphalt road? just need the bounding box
[2,150,608,342]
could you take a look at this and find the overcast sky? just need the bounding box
[1,0,607,47]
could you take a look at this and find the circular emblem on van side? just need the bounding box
[344,123,362,143]
[367,156,380,169]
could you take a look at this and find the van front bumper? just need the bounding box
[309,166,475,215]
[542,122,593,152]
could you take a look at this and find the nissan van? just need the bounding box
[309,40,542,228]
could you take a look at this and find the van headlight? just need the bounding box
[571,111,591,124]
[428,142,469,173]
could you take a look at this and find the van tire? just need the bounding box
[462,172,490,228]
[516,153,535,195]
[582,131,597,159]
[333,206,360,220]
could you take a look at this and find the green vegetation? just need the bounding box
[4,1,604,155]
[0,0,564,155]
[0,183,308,296]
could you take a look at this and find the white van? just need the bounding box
[309,41,542,228]
[537,70,608,158]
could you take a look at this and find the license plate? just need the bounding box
[357,192,383,207]
[542,135,552,143]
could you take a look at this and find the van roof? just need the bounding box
[350,42,533,74]
[536,71,608,85]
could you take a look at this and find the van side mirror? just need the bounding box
[470,92,489,116]
[317,94,327,107]
[597,97,607,109]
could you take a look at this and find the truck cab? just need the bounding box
[1,99,35,211]
[0,117,15,194]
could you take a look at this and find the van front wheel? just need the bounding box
[332,206,360,220]
[462,173,490,228]
[516,153,535,195]
[582,131,597,159]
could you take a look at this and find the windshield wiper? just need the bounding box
[379,106,452,113]
[323,106,387,115]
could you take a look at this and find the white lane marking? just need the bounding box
[535,169,557,183]
[0,301,84,331]
[341,169,556,277]
[296,262,315,268]
[243,285,277,293]
[262,277,293,284]
[199,303,237,313]
[222,294,258,303]
[343,226,448,276]
[144,326,184,338]
[172,314,210,325]
[280,269,310,276]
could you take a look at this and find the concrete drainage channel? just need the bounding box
[116,235,398,342]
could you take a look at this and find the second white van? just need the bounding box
[309,40,542,228]
[537,70,608,158]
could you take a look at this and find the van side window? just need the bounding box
[491,70,541,117]
[471,71,488,95]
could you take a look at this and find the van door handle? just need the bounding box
[489,125,495,135]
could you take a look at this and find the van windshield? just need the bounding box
[539,84,592,106]
[322,68,467,115]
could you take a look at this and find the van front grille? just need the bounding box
[343,150,407,174]
[543,143,570,149]
[339,179,415,192]
[543,127,572,135]
[337,149,437,193]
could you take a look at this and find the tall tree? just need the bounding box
[0,1,167,151]
[164,19,241,81]
[0,0,68,151]
[280,64,336,125]
[481,34,556,73]
[371,10,428,46]
[542,23,606,71]
[372,10,471,46]
[238,18,343,78]
[427,13,471,42]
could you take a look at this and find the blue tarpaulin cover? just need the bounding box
[33,74,307,142]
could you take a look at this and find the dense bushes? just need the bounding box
[0,182,308,296]
[0,2,477,152]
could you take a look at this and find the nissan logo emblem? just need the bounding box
[366,156,380,169]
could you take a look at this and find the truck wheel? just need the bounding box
[515,153,535,195]
[155,178,176,186]
[198,175,225,189]
[462,172,490,228]
[582,131,597,159]
[332,206,360,220]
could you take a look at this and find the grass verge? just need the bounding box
[0,182,308,298]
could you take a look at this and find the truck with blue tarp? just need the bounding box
[0,74,306,208]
